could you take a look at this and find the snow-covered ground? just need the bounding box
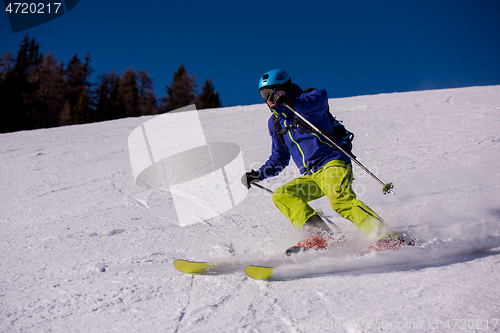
[1,85,500,332]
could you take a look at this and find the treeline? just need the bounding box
[0,34,222,134]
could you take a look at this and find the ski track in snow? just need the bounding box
[1,85,500,332]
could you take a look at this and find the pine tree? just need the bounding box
[107,71,126,120]
[25,52,65,128]
[0,34,42,132]
[94,71,114,122]
[94,70,125,122]
[72,88,92,124]
[118,67,139,118]
[196,78,222,109]
[1,34,164,132]
[137,69,158,115]
[159,65,197,113]
[14,33,41,77]
[63,53,93,125]
[0,51,15,77]
[0,51,15,133]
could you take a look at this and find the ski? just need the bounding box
[173,259,213,274]
[173,259,278,279]
[245,265,275,280]
[173,259,245,274]
[175,234,417,280]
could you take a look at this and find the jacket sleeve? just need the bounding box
[257,116,290,180]
[292,88,329,118]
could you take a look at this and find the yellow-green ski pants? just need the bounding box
[272,160,392,240]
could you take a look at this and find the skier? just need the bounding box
[241,69,405,255]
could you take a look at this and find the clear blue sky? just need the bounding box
[1,0,500,107]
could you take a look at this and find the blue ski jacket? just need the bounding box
[258,84,351,180]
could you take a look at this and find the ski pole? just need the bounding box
[282,103,395,195]
[252,182,343,234]
[252,182,274,194]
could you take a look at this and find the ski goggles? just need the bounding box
[259,85,281,101]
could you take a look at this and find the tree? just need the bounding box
[94,71,114,122]
[196,78,222,109]
[25,52,65,128]
[0,51,15,78]
[94,69,157,120]
[0,34,166,132]
[63,53,93,125]
[137,69,158,115]
[0,33,42,132]
[118,67,139,118]
[159,65,197,113]
[0,51,15,133]
[13,33,41,78]
[93,70,123,121]
[71,88,92,124]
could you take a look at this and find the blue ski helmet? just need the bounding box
[258,69,292,101]
[258,69,290,89]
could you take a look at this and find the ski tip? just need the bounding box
[173,259,211,274]
[245,265,274,280]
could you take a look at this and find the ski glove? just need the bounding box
[241,169,261,189]
[272,90,294,107]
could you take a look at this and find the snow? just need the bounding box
[1,85,500,332]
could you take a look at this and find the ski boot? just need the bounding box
[285,215,338,256]
[366,234,407,252]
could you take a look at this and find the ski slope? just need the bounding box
[1,85,500,332]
